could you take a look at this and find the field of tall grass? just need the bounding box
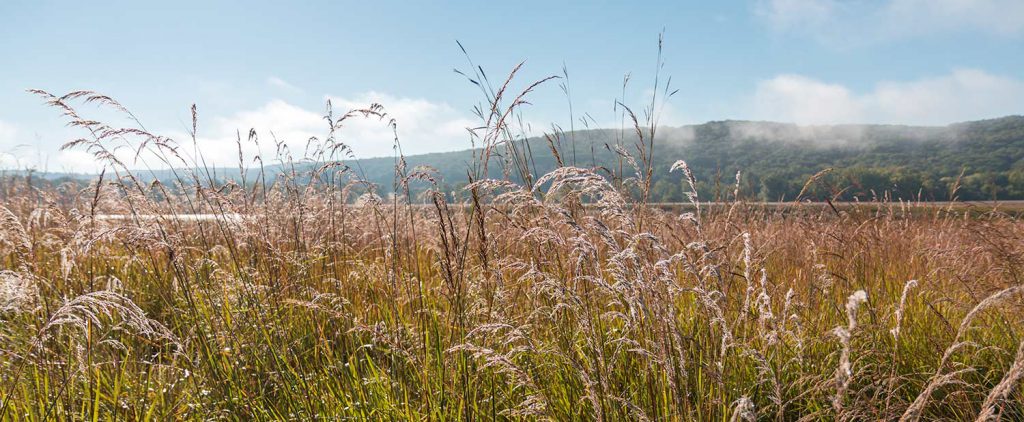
[2,62,1024,420]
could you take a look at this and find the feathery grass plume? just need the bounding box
[741,232,755,315]
[727,170,743,220]
[756,268,777,345]
[733,170,742,200]
[781,287,805,360]
[833,290,868,415]
[8,46,1024,420]
[744,348,783,416]
[794,168,833,203]
[0,271,38,315]
[901,285,1024,422]
[975,340,1024,421]
[448,323,551,418]
[814,262,834,295]
[693,283,734,366]
[891,280,918,341]
[533,166,629,224]
[670,159,701,224]
[35,290,180,352]
[0,205,32,268]
[730,396,756,422]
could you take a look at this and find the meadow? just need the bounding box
[1,76,1024,421]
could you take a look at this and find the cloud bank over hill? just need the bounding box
[170,68,1021,172]
[7,67,1023,174]
[750,69,1024,126]
[143,93,477,173]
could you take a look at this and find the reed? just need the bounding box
[0,56,1023,421]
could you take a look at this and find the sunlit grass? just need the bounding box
[1,78,1023,420]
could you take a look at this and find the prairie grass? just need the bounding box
[1,67,1023,421]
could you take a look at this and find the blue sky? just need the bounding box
[1,0,1022,172]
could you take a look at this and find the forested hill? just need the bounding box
[11,116,1024,202]
[345,115,1024,202]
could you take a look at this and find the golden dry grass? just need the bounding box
[1,80,1023,421]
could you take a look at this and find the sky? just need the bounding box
[0,0,1023,172]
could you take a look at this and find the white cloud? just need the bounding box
[0,121,84,172]
[325,92,476,156]
[868,69,1024,124]
[752,75,862,124]
[1,93,475,173]
[0,120,21,168]
[267,76,302,93]
[171,92,475,168]
[750,69,1024,125]
[755,0,1024,42]
[0,120,16,146]
[49,149,100,174]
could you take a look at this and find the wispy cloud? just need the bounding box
[162,92,476,169]
[750,69,1024,125]
[882,0,1024,37]
[755,0,839,32]
[266,76,303,93]
[755,0,1024,44]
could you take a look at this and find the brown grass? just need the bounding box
[0,61,1023,420]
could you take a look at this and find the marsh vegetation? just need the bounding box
[2,59,1024,421]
